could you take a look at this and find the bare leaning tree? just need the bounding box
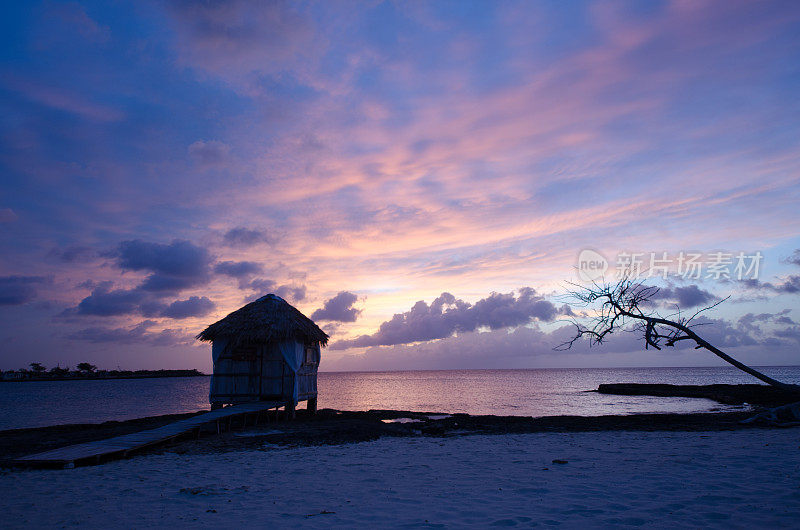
[557,275,796,390]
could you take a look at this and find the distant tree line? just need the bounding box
[1,363,205,381]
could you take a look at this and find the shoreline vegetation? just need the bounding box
[2,383,798,464]
[1,368,206,382]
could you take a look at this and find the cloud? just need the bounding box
[3,74,125,122]
[651,284,716,308]
[331,288,560,349]
[222,227,272,247]
[47,245,97,263]
[327,311,800,371]
[311,291,361,322]
[737,310,795,335]
[0,208,18,223]
[74,279,215,319]
[0,276,48,305]
[67,320,191,346]
[111,239,212,293]
[188,140,230,166]
[241,281,306,302]
[214,260,263,278]
[784,249,800,268]
[76,285,147,316]
[44,2,111,43]
[160,296,216,319]
[247,278,277,292]
[166,0,314,84]
[741,276,800,295]
[275,284,306,302]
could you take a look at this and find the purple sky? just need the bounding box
[1,1,799,372]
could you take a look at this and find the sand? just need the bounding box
[1,429,799,528]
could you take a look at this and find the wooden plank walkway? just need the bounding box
[13,401,283,468]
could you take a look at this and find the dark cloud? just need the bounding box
[651,284,716,308]
[774,326,800,343]
[222,227,272,247]
[241,281,306,303]
[740,276,800,294]
[331,288,560,349]
[311,291,361,322]
[783,249,800,268]
[188,140,230,166]
[167,0,313,80]
[0,276,48,305]
[111,239,212,293]
[160,296,216,319]
[67,320,190,346]
[328,311,800,371]
[248,278,277,292]
[76,285,147,316]
[737,310,794,336]
[76,279,108,290]
[328,324,640,371]
[214,260,263,278]
[48,245,97,263]
[75,285,214,319]
[214,260,264,288]
[275,284,306,302]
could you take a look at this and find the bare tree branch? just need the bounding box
[556,275,795,389]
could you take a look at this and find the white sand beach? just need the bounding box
[2,429,799,528]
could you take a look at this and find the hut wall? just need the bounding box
[210,340,320,405]
[209,339,261,404]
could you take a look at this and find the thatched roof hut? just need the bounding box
[196,294,329,348]
[197,294,328,414]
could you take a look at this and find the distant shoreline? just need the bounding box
[0,370,208,382]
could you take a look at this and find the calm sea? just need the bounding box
[1,366,798,431]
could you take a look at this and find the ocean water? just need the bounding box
[1,366,798,431]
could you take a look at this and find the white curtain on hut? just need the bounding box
[278,340,304,404]
[209,339,229,402]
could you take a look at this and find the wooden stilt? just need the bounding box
[307,397,317,415]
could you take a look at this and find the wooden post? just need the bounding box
[286,401,296,420]
[307,397,317,415]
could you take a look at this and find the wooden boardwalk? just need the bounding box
[13,401,283,468]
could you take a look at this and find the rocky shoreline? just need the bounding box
[2,383,798,464]
[597,383,800,407]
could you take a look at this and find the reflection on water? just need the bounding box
[1,366,798,430]
[0,377,211,431]
[318,366,800,417]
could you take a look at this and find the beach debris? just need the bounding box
[551,459,568,464]
[381,418,422,424]
[741,401,800,427]
[180,485,249,496]
[305,510,336,517]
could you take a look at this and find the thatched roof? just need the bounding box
[196,294,329,347]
